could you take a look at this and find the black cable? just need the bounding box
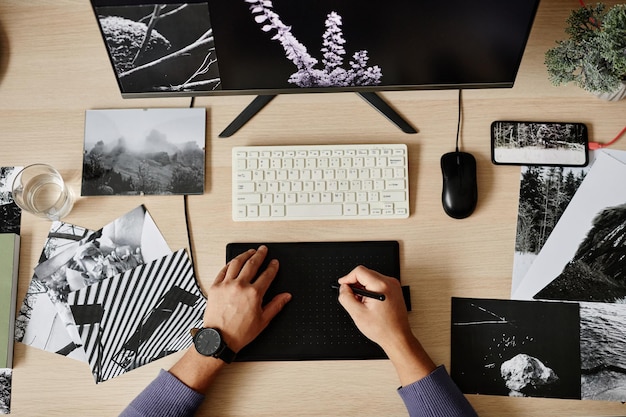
[183,194,199,282]
[455,89,462,153]
[184,95,199,282]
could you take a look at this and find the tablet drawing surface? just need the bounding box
[226,241,401,361]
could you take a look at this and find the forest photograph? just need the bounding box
[492,122,588,166]
[515,165,588,255]
[512,152,626,302]
[511,164,588,294]
[82,108,205,196]
[93,2,220,95]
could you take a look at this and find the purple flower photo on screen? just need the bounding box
[245,0,382,87]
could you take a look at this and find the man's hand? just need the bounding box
[169,245,291,393]
[203,245,292,352]
[337,265,413,353]
[338,265,435,386]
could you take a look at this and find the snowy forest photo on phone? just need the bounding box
[492,122,587,166]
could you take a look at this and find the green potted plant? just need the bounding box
[545,3,626,100]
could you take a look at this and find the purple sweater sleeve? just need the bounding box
[397,365,478,417]
[118,370,205,417]
[119,366,475,417]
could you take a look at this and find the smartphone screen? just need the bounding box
[491,121,589,167]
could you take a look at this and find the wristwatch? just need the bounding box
[190,327,237,363]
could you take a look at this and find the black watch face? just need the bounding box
[195,328,222,356]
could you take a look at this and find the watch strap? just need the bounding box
[217,344,237,364]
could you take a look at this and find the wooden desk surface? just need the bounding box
[1,1,625,416]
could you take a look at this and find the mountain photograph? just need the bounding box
[81,108,205,196]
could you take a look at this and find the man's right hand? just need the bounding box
[337,265,436,386]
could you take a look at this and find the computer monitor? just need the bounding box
[90,0,541,135]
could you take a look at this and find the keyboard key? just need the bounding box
[287,204,343,217]
[381,191,406,202]
[237,194,261,204]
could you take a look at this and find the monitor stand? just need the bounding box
[218,92,418,138]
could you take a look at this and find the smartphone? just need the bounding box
[491,121,589,167]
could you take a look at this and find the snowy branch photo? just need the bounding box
[93,2,220,94]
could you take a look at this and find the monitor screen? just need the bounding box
[91,0,540,98]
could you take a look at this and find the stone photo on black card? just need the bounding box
[450,297,581,400]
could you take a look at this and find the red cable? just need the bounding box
[589,126,626,150]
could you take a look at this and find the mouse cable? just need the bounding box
[455,89,462,153]
[183,96,199,282]
[588,125,626,150]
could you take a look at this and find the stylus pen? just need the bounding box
[331,283,386,301]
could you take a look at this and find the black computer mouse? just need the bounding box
[440,151,477,219]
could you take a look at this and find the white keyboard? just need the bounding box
[232,144,409,221]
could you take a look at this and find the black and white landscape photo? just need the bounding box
[82,108,205,196]
[512,152,626,302]
[534,202,626,302]
[580,302,626,401]
[93,2,220,95]
[492,121,588,166]
[511,150,626,296]
[510,163,589,295]
[451,297,581,400]
[0,166,22,234]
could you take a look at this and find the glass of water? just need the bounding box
[11,164,74,220]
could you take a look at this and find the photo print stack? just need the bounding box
[451,150,626,402]
[15,205,206,383]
